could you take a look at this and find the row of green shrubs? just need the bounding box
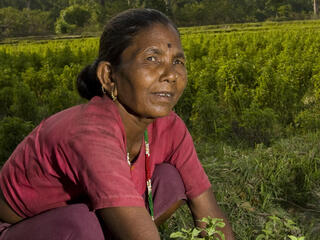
[1,24,320,162]
[175,28,320,146]
[1,22,320,239]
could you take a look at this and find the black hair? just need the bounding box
[77,8,179,100]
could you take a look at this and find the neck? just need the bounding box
[115,101,154,152]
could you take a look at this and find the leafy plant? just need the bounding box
[170,217,225,240]
[256,215,305,240]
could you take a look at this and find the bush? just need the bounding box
[235,106,279,146]
[0,7,52,37]
[10,82,39,123]
[0,117,34,165]
[294,107,320,132]
[55,5,91,34]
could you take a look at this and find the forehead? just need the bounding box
[135,23,180,45]
[122,23,183,58]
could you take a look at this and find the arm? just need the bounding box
[97,206,160,240]
[188,189,235,240]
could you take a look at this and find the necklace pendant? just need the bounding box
[147,179,152,193]
[127,152,131,166]
[145,143,150,157]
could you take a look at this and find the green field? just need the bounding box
[1,20,320,239]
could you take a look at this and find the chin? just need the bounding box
[150,110,172,118]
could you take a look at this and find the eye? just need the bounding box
[146,56,157,62]
[173,59,185,65]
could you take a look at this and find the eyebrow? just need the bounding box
[144,47,162,55]
[144,47,185,59]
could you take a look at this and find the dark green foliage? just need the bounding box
[10,82,39,122]
[175,27,320,146]
[0,0,317,38]
[0,87,13,118]
[0,38,94,161]
[0,117,34,165]
[235,106,279,146]
[0,7,53,38]
[295,105,320,132]
[55,4,91,34]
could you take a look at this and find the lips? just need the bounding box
[151,91,175,103]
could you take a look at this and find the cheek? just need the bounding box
[178,71,188,90]
[135,70,157,91]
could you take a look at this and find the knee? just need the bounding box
[151,164,186,220]
[152,163,186,199]
[56,204,104,240]
[153,163,185,192]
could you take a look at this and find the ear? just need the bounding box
[96,61,116,95]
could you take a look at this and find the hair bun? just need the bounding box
[77,63,102,100]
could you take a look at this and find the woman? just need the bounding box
[0,9,234,240]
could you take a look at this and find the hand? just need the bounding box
[188,189,235,240]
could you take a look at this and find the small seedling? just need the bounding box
[170,217,225,240]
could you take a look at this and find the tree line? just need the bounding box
[0,0,318,38]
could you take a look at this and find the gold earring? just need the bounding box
[101,86,107,95]
[110,90,117,101]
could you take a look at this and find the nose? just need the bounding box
[159,64,177,83]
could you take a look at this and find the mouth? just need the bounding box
[153,92,173,97]
[151,91,175,103]
[152,91,175,98]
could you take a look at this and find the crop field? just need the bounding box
[1,20,320,239]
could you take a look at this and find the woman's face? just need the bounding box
[113,23,187,119]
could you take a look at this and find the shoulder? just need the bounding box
[39,96,125,149]
[152,111,187,135]
[150,111,190,152]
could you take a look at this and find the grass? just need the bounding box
[160,130,320,239]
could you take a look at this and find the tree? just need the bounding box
[0,7,52,37]
[314,0,318,15]
[55,4,91,34]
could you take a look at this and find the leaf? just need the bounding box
[256,234,266,240]
[269,215,280,222]
[215,221,226,228]
[191,228,201,237]
[240,201,255,212]
[170,232,186,239]
[200,217,210,224]
[288,236,297,240]
[215,230,225,240]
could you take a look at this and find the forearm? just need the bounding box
[188,189,235,240]
[98,206,160,240]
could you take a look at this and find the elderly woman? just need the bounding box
[0,9,234,240]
